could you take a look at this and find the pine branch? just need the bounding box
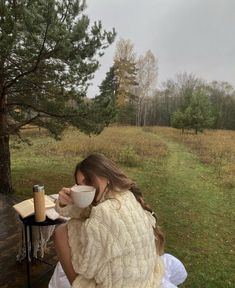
[7,102,77,118]
[60,1,70,23]
[10,78,45,92]
[4,12,51,91]
[7,115,40,134]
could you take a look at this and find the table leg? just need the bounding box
[24,224,31,288]
[29,224,33,259]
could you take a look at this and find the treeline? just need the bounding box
[95,38,235,133]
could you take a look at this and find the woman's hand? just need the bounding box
[58,187,73,207]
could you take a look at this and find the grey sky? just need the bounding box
[86,0,235,97]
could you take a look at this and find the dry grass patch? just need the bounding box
[19,126,168,166]
[147,126,235,188]
[51,126,167,164]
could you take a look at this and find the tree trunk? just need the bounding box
[136,99,142,126]
[0,97,12,194]
[143,100,147,126]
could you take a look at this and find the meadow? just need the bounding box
[11,126,235,288]
[145,126,235,189]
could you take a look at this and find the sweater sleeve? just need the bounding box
[68,217,108,280]
[55,200,91,219]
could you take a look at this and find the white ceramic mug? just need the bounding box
[70,185,96,208]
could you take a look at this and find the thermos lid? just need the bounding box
[33,185,39,192]
[38,185,44,192]
[33,184,44,192]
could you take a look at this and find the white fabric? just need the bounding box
[161,254,187,286]
[48,254,187,288]
[16,224,55,261]
[49,262,70,288]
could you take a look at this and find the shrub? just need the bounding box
[118,145,140,166]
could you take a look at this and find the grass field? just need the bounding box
[11,126,235,287]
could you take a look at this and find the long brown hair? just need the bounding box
[74,153,165,255]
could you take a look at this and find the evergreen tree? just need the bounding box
[0,0,116,193]
[171,110,188,133]
[172,90,214,134]
[188,91,214,133]
[93,66,118,126]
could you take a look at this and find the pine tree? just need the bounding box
[172,89,214,134]
[0,0,116,193]
[187,91,214,134]
[93,66,118,126]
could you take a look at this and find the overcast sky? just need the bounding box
[86,0,235,97]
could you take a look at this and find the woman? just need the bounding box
[52,153,187,288]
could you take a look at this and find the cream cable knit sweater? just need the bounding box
[56,190,164,288]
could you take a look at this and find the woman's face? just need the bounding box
[75,171,108,202]
[76,171,86,185]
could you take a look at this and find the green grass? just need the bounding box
[10,126,235,287]
[138,138,234,287]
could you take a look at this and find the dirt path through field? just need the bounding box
[151,132,234,287]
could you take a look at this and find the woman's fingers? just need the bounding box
[58,187,73,206]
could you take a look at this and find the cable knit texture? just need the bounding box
[56,191,164,288]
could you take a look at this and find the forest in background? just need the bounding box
[96,38,235,133]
